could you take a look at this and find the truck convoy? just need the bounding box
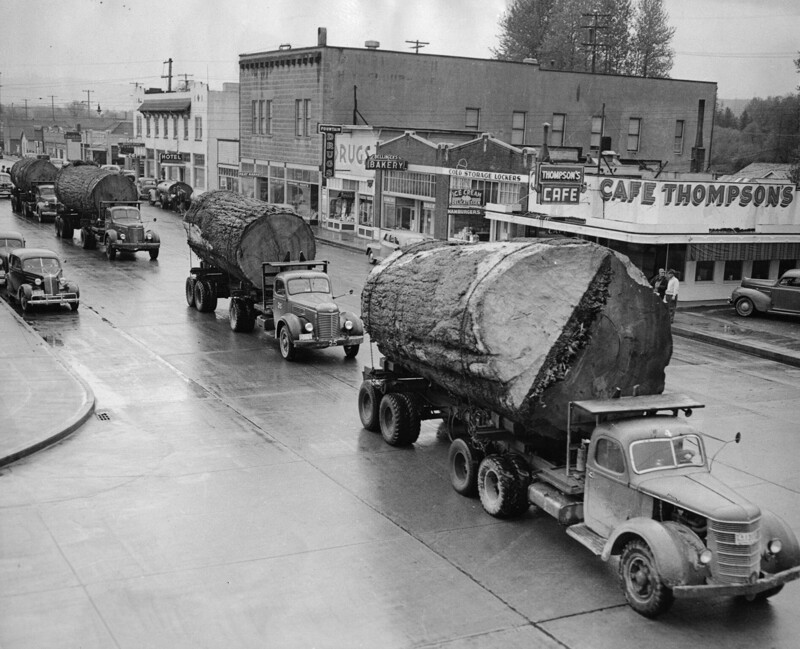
[358,238,800,617]
[8,157,59,220]
[183,190,363,360]
[54,162,160,260]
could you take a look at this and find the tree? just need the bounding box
[493,0,672,78]
[628,0,675,77]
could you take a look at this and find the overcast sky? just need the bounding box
[2,0,798,114]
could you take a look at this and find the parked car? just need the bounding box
[5,248,80,312]
[366,230,430,264]
[101,164,121,173]
[730,269,800,317]
[0,172,12,198]
[0,230,25,287]
[136,177,157,201]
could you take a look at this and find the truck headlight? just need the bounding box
[146,233,153,241]
[304,322,313,333]
[699,549,713,565]
[34,278,42,286]
[344,320,353,330]
[120,233,126,241]
[767,539,782,555]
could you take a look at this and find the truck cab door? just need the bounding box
[583,436,638,538]
[273,278,287,321]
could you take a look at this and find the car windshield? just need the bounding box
[287,277,331,295]
[22,256,61,275]
[110,207,141,222]
[1,238,24,248]
[630,435,705,473]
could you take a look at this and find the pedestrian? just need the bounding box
[650,267,667,299]
[664,269,680,323]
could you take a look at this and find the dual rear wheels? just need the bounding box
[185,277,218,313]
[357,382,420,447]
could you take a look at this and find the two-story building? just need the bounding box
[132,81,239,194]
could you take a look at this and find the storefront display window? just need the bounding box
[269,166,285,204]
[359,197,374,226]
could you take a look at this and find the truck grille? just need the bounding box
[127,227,144,244]
[708,518,761,583]
[317,312,338,339]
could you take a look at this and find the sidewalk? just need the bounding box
[1,231,797,467]
[0,299,95,467]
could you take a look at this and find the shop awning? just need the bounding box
[137,98,191,114]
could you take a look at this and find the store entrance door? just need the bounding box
[397,205,414,231]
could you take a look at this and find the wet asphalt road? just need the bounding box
[1,199,799,648]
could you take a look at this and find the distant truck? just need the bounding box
[155,180,193,212]
[358,239,800,617]
[8,157,59,219]
[54,163,160,260]
[183,190,363,360]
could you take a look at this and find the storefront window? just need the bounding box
[359,197,374,226]
[778,259,796,277]
[329,190,356,222]
[695,260,715,282]
[258,177,269,202]
[193,154,205,190]
[449,213,488,242]
[723,260,742,281]
[752,260,771,279]
[269,166,285,204]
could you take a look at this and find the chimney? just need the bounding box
[365,40,380,49]
[318,27,327,47]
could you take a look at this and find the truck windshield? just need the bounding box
[39,185,56,199]
[287,277,331,295]
[630,435,705,473]
[110,207,141,222]
[22,257,61,275]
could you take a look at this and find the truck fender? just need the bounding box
[733,287,771,312]
[105,230,118,245]
[146,230,160,243]
[602,518,708,588]
[760,509,800,574]
[278,313,303,340]
[339,310,364,336]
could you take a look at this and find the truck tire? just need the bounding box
[230,298,256,333]
[358,381,382,432]
[477,455,527,518]
[105,240,117,261]
[55,218,63,238]
[185,277,196,307]
[149,248,160,260]
[279,325,297,361]
[63,224,74,239]
[379,393,417,446]
[619,539,674,618]
[506,454,532,515]
[80,228,96,250]
[344,344,360,359]
[193,280,217,313]
[734,297,756,317]
[448,438,484,497]
[398,394,421,444]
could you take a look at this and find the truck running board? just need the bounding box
[566,523,606,556]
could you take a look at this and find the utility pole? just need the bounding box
[82,89,93,116]
[47,95,57,121]
[581,12,610,73]
[178,73,193,91]
[162,58,173,92]
[23,99,29,119]
[405,40,429,54]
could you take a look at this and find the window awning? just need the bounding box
[137,98,191,114]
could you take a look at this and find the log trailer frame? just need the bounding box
[358,358,800,617]
[185,256,364,361]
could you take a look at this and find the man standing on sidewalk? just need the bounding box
[665,269,680,323]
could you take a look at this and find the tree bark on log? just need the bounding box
[182,190,316,286]
[9,158,58,192]
[361,239,673,440]
[55,164,138,215]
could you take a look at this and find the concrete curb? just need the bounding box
[671,325,800,368]
[0,302,96,468]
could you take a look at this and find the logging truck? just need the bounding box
[9,157,59,219]
[357,238,800,617]
[183,190,364,360]
[54,163,160,260]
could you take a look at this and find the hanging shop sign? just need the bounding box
[536,164,584,204]
[449,188,484,207]
[160,152,184,163]
[65,131,82,142]
[318,124,343,179]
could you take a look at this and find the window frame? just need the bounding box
[551,113,566,147]
[465,107,480,130]
[590,116,603,150]
[627,117,642,152]
[511,111,526,146]
[674,120,685,154]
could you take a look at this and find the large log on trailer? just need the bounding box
[361,238,673,441]
[9,158,58,191]
[183,190,316,286]
[55,163,138,215]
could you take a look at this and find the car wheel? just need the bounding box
[735,297,756,317]
[619,539,674,618]
[357,381,381,432]
[185,277,196,307]
[19,287,32,313]
[279,325,296,361]
[448,437,484,497]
